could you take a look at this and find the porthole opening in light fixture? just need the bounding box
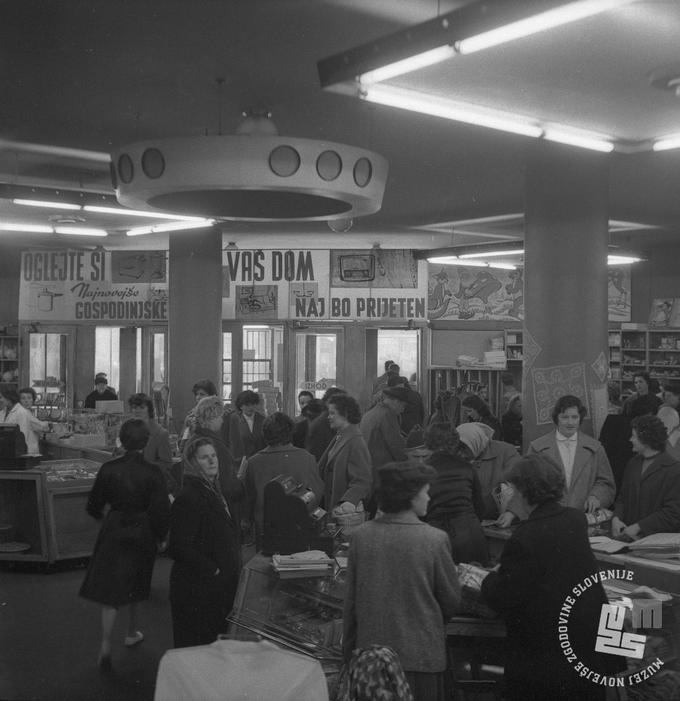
[269,145,301,177]
[317,150,342,181]
[354,158,372,187]
[142,148,165,179]
[118,154,134,184]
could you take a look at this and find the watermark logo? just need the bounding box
[559,568,665,688]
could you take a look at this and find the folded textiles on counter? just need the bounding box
[271,551,334,579]
[589,536,629,554]
[628,533,680,553]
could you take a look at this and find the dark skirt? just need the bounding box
[79,510,158,607]
[170,564,238,648]
[428,511,489,566]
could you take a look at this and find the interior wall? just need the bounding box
[0,248,21,324]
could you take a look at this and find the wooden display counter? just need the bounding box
[0,459,102,565]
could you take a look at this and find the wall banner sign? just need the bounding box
[222,249,428,321]
[18,249,169,323]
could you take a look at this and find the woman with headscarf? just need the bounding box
[189,395,244,512]
[456,422,519,527]
[423,422,488,565]
[169,437,241,647]
[80,419,170,669]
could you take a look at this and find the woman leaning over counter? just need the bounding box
[481,453,623,701]
[343,461,461,701]
[169,437,241,647]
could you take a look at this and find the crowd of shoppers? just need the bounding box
[64,361,680,699]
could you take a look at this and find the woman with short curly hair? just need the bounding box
[318,394,372,513]
[481,453,623,700]
[612,413,680,539]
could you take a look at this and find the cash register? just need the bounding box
[261,475,334,556]
[0,424,31,469]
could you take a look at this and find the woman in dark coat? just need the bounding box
[80,419,171,669]
[460,394,503,441]
[481,453,623,701]
[227,389,266,462]
[169,437,241,648]
[423,421,488,565]
[190,394,245,520]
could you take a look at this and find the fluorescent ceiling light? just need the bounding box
[0,223,53,233]
[460,249,524,259]
[361,84,543,138]
[126,219,214,236]
[54,226,107,237]
[358,45,455,85]
[653,134,680,152]
[608,255,642,265]
[427,256,516,270]
[457,0,633,54]
[83,205,207,221]
[13,198,82,210]
[543,127,614,153]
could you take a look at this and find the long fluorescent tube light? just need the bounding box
[0,223,54,233]
[457,0,633,54]
[13,198,81,210]
[55,226,107,237]
[358,45,455,85]
[543,128,614,153]
[653,135,680,152]
[126,219,214,236]
[361,84,543,138]
[427,256,516,270]
[460,249,525,259]
[83,205,208,221]
[608,255,642,265]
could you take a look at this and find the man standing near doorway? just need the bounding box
[360,386,409,514]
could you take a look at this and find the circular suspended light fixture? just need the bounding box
[112,110,388,222]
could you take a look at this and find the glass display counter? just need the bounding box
[0,459,100,564]
[227,553,344,694]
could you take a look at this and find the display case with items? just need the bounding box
[227,553,344,693]
[0,458,101,564]
[0,332,19,386]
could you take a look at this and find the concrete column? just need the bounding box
[523,142,610,446]
[168,227,223,430]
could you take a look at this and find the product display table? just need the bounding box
[0,458,101,564]
[154,639,329,701]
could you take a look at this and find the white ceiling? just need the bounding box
[1,0,680,253]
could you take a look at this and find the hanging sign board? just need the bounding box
[221,249,428,321]
[18,250,169,323]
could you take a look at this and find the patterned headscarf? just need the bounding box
[336,645,413,701]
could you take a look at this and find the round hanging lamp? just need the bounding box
[111,122,388,222]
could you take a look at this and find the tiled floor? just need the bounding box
[0,555,174,701]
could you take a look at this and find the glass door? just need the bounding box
[293,328,344,403]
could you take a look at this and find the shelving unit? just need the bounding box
[609,326,680,395]
[504,330,523,362]
[0,333,19,387]
[429,367,504,419]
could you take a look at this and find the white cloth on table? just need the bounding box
[154,639,329,701]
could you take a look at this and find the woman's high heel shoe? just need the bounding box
[97,652,112,672]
